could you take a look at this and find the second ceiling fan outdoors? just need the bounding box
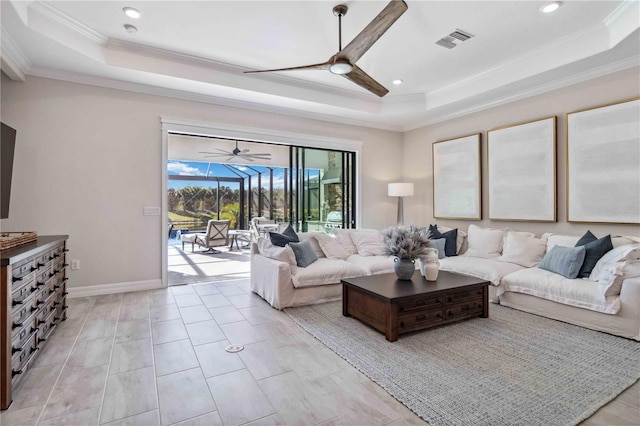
[245,0,408,97]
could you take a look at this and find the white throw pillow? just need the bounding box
[542,233,581,252]
[257,238,297,272]
[463,225,506,259]
[498,231,546,267]
[588,244,640,281]
[350,231,386,256]
[599,260,640,297]
[331,229,359,255]
[314,233,350,260]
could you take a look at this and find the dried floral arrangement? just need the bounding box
[381,225,431,260]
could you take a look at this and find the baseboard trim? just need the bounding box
[67,279,164,298]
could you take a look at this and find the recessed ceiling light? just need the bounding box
[392,79,403,85]
[123,7,141,19]
[124,24,138,35]
[540,2,561,13]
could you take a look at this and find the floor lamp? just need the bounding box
[388,183,414,226]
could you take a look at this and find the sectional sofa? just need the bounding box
[250,226,640,340]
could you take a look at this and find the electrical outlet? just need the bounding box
[71,260,80,270]
[143,206,161,216]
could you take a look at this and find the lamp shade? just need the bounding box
[388,182,414,197]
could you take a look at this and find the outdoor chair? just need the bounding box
[181,219,230,253]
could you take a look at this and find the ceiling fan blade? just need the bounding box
[203,153,234,158]
[244,61,330,74]
[339,0,408,64]
[343,65,389,97]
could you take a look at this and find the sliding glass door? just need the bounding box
[289,147,356,232]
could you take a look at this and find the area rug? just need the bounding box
[284,302,640,426]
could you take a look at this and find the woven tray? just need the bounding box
[0,232,37,251]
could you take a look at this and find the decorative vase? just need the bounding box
[393,257,415,280]
[422,248,440,281]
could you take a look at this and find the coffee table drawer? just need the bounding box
[446,299,484,320]
[399,310,444,332]
[398,295,443,313]
[445,288,485,305]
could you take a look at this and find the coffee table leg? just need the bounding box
[385,303,398,342]
[342,285,351,317]
[483,285,489,318]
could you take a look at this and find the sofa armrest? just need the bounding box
[250,251,294,310]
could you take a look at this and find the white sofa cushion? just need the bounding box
[257,238,297,272]
[589,244,640,281]
[542,233,581,251]
[500,268,620,314]
[332,229,359,255]
[439,256,524,285]
[314,233,350,260]
[291,258,367,288]
[347,254,397,275]
[463,225,506,259]
[498,231,546,267]
[598,261,640,297]
[351,230,386,256]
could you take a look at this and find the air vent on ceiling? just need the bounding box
[436,29,474,49]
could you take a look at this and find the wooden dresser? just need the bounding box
[1,235,68,410]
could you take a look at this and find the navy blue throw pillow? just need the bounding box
[575,232,613,278]
[289,239,318,267]
[429,225,458,257]
[269,225,299,247]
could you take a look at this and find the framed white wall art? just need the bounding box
[432,134,481,220]
[488,117,556,222]
[567,98,640,224]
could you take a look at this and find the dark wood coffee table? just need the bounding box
[341,271,489,341]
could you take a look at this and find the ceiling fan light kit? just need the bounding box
[244,0,408,97]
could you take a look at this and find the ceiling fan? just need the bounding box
[244,0,408,97]
[199,141,271,162]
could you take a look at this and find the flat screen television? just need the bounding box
[1,122,17,219]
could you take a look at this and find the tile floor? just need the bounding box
[1,279,638,426]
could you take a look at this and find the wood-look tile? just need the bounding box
[253,321,307,348]
[179,305,213,324]
[384,416,428,426]
[110,338,153,375]
[93,294,123,305]
[77,319,118,342]
[226,293,262,309]
[220,320,266,345]
[154,339,199,377]
[185,320,226,346]
[40,364,109,420]
[200,294,231,309]
[38,407,100,426]
[238,306,279,326]
[209,306,244,324]
[66,336,113,368]
[100,366,158,424]
[151,319,188,344]
[0,406,42,426]
[238,341,292,380]
[115,320,151,343]
[279,342,343,381]
[87,304,121,321]
[102,409,160,426]
[157,368,216,425]
[170,411,223,425]
[243,414,284,426]
[193,284,221,296]
[150,304,181,322]
[207,369,275,426]
[193,340,245,378]
[119,304,150,321]
[121,291,149,306]
[9,363,64,410]
[31,335,76,368]
[54,318,85,338]
[257,370,337,425]
[174,294,203,308]
[149,291,176,307]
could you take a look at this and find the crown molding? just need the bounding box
[1,28,31,80]
[403,56,640,131]
[26,67,403,132]
[603,1,640,46]
[30,1,108,46]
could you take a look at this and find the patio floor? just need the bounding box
[168,237,251,286]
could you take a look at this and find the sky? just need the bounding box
[167,160,286,190]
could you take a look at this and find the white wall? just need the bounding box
[0,74,403,289]
[403,67,640,239]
